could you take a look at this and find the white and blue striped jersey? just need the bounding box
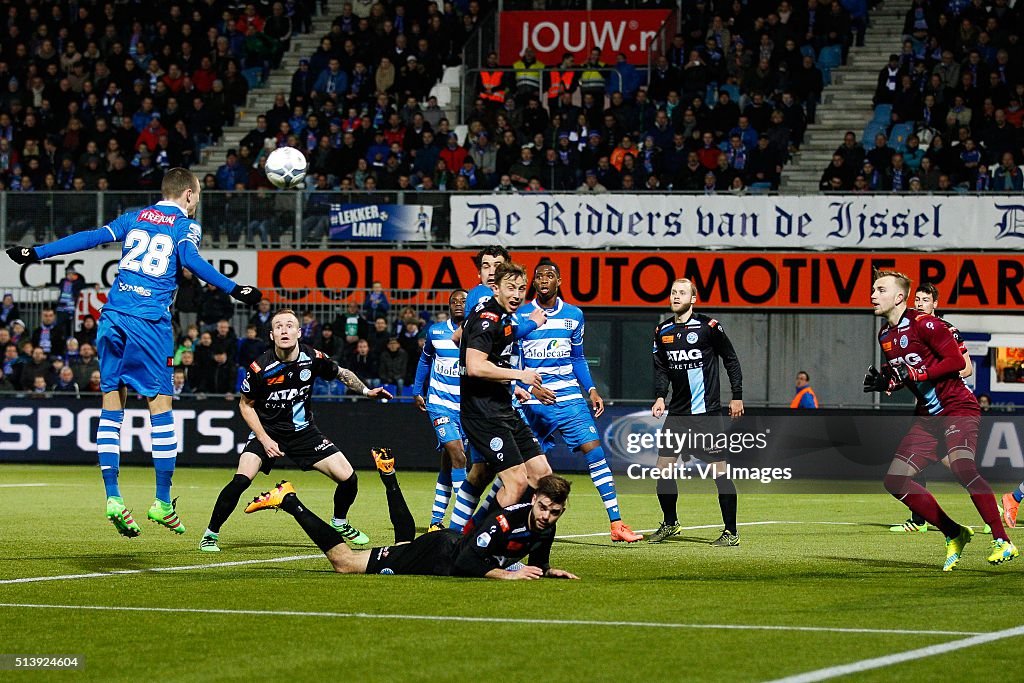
[101,201,202,322]
[416,319,462,412]
[516,298,592,405]
[465,283,494,313]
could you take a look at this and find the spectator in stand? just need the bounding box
[198,282,235,332]
[32,308,67,357]
[366,316,390,360]
[378,336,408,392]
[212,319,238,358]
[315,324,344,361]
[249,298,273,340]
[820,153,853,190]
[75,315,98,347]
[0,293,22,329]
[300,310,321,343]
[216,149,249,190]
[3,343,24,390]
[52,366,81,398]
[345,338,379,390]
[175,267,204,334]
[199,348,238,398]
[21,347,54,391]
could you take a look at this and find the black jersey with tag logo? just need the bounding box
[451,502,556,576]
[241,344,338,437]
[459,297,517,419]
[652,313,743,415]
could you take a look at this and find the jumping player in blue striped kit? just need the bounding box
[413,289,470,531]
[516,260,643,543]
[7,169,262,538]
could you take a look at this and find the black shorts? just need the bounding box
[364,530,460,576]
[242,427,340,475]
[461,411,543,473]
[658,413,734,462]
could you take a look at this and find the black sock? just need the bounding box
[657,477,678,525]
[280,493,345,554]
[207,474,251,534]
[379,471,416,543]
[333,472,358,520]
[714,476,738,534]
[912,479,927,525]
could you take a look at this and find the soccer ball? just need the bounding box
[265,146,308,189]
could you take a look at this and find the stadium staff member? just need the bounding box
[790,371,819,409]
[650,278,745,546]
[246,449,579,580]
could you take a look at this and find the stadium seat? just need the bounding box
[329,379,347,397]
[888,122,914,152]
[871,104,892,125]
[429,84,452,109]
[817,45,842,69]
[800,44,816,59]
[441,66,463,88]
[749,182,773,193]
[235,367,246,393]
[313,378,330,396]
[381,383,398,399]
[862,121,887,146]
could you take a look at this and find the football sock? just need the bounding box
[431,468,453,526]
[884,473,960,537]
[150,411,176,503]
[207,474,251,534]
[585,446,622,523]
[449,479,481,532]
[657,477,679,525]
[911,479,927,525]
[280,493,345,553]
[97,409,123,498]
[332,472,358,524]
[1014,483,1024,503]
[714,475,738,534]
[378,469,416,543]
[471,479,503,527]
[949,458,1009,540]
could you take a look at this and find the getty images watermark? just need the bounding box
[623,426,794,484]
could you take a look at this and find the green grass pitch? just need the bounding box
[0,463,1020,682]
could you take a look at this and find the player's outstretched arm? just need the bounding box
[337,366,393,399]
[177,240,261,304]
[7,225,121,264]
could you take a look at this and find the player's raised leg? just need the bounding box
[200,453,262,551]
[313,451,369,545]
[99,388,139,537]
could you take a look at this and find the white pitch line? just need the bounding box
[764,624,1024,683]
[0,603,982,637]
[0,554,323,585]
[0,483,50,488]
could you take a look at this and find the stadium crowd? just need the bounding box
[820,0,1024,192]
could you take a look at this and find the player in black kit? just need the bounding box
[460,261,552,511]
[245,448,579,580]
[648,278,745,546]
[199,309,392,552]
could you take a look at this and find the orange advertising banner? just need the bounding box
[256,250,1024,311]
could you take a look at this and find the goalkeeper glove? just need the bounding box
[230,284,262,306]
[890,362,928,385]
[6,246,39,264]
[863,365,903,393]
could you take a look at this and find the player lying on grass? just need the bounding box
[245,448,579,580]
[6,168,262,538]
[199,308,392,552]
[867,271,1017,570]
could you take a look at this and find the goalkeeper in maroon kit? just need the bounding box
[866,271,1017,570]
